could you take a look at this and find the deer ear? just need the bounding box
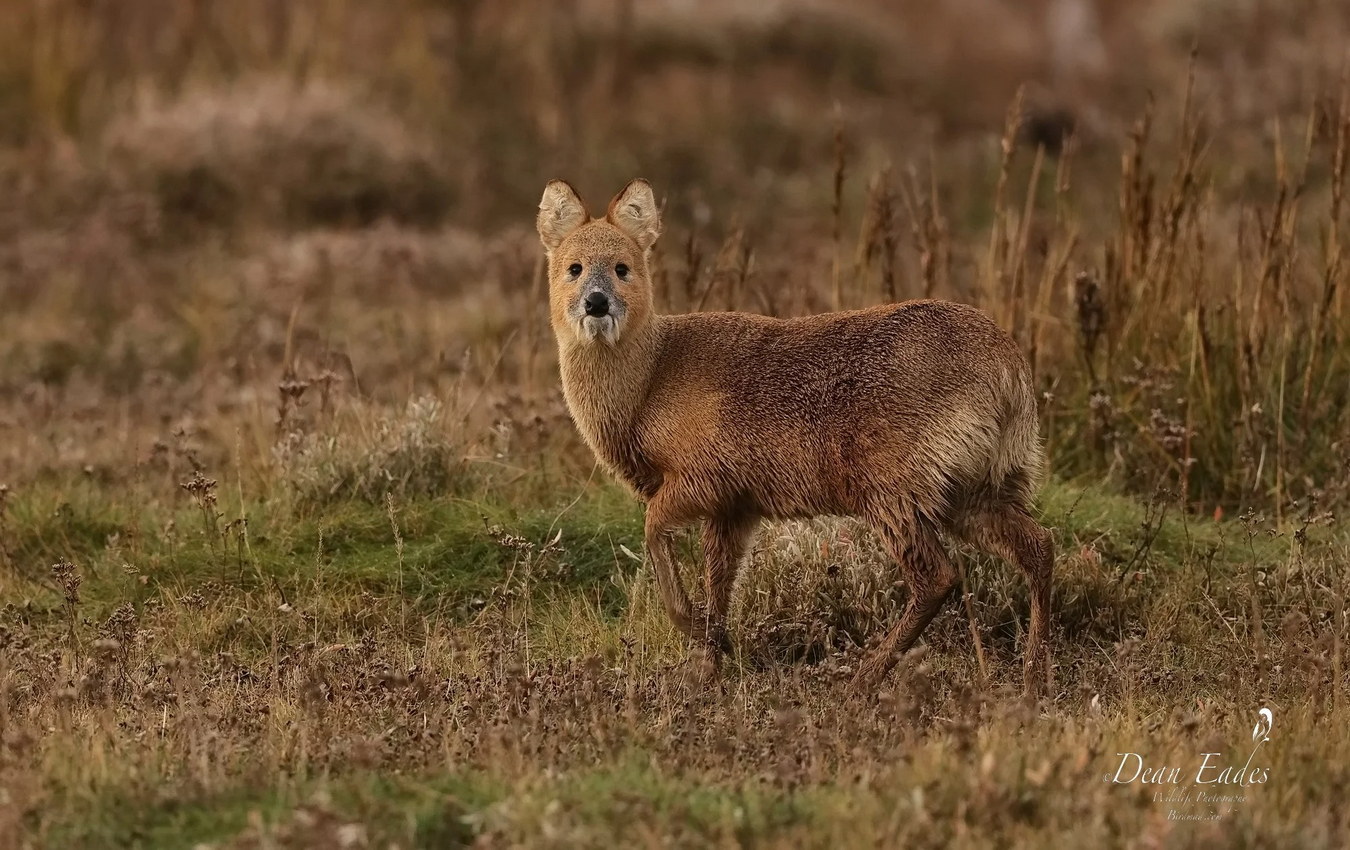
[606,179,661,252]
[537,180,588,252]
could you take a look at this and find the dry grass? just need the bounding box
[3,481,1347,847]
[2,1,1350,847]
[101,80,454,231]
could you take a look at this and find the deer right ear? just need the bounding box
[606,178,661,252]
[537,180,588,252]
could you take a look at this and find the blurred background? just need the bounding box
[2,0,1349,515]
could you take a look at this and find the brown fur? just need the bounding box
[537,179,1055,696]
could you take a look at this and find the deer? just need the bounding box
[537,178,1054,696]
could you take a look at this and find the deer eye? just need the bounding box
[615,263,629,279]
[567,263,583,277]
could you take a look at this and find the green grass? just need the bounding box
[48,758,826,849]
[46,771,502,849]
[4,477,645,619]
[8,473,1347,847]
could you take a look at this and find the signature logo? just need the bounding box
[1105,707,1274,821]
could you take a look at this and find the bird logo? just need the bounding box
[1252,707,1273,743]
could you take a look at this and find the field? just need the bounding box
[2,1,1350,847]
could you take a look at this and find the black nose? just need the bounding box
[584,291,610,317]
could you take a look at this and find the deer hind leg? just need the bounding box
[694,512,759,668]
[963,504,1054,698]
[852,515,957,690]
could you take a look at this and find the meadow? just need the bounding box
[2,1,1349,846]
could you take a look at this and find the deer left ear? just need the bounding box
[537,180,588,252]
[606,179,661,252]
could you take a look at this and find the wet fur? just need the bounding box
[539,179,1055,696]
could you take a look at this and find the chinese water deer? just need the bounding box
[537,178,1054,696]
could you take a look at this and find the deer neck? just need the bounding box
[557,318,664,485]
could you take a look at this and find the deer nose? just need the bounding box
[584,291,610,317]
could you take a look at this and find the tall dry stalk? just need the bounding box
[831,106,848,311]
[896,158,950,301]
[1302,72,1350,422]
[854,167,899,305]
[985,88,1024,328]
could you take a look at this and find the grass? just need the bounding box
[3,473,1289,637]
[51,759,824,849]
[6,474,1347,846]
[4,475,647,630]
[48,771,500,849]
